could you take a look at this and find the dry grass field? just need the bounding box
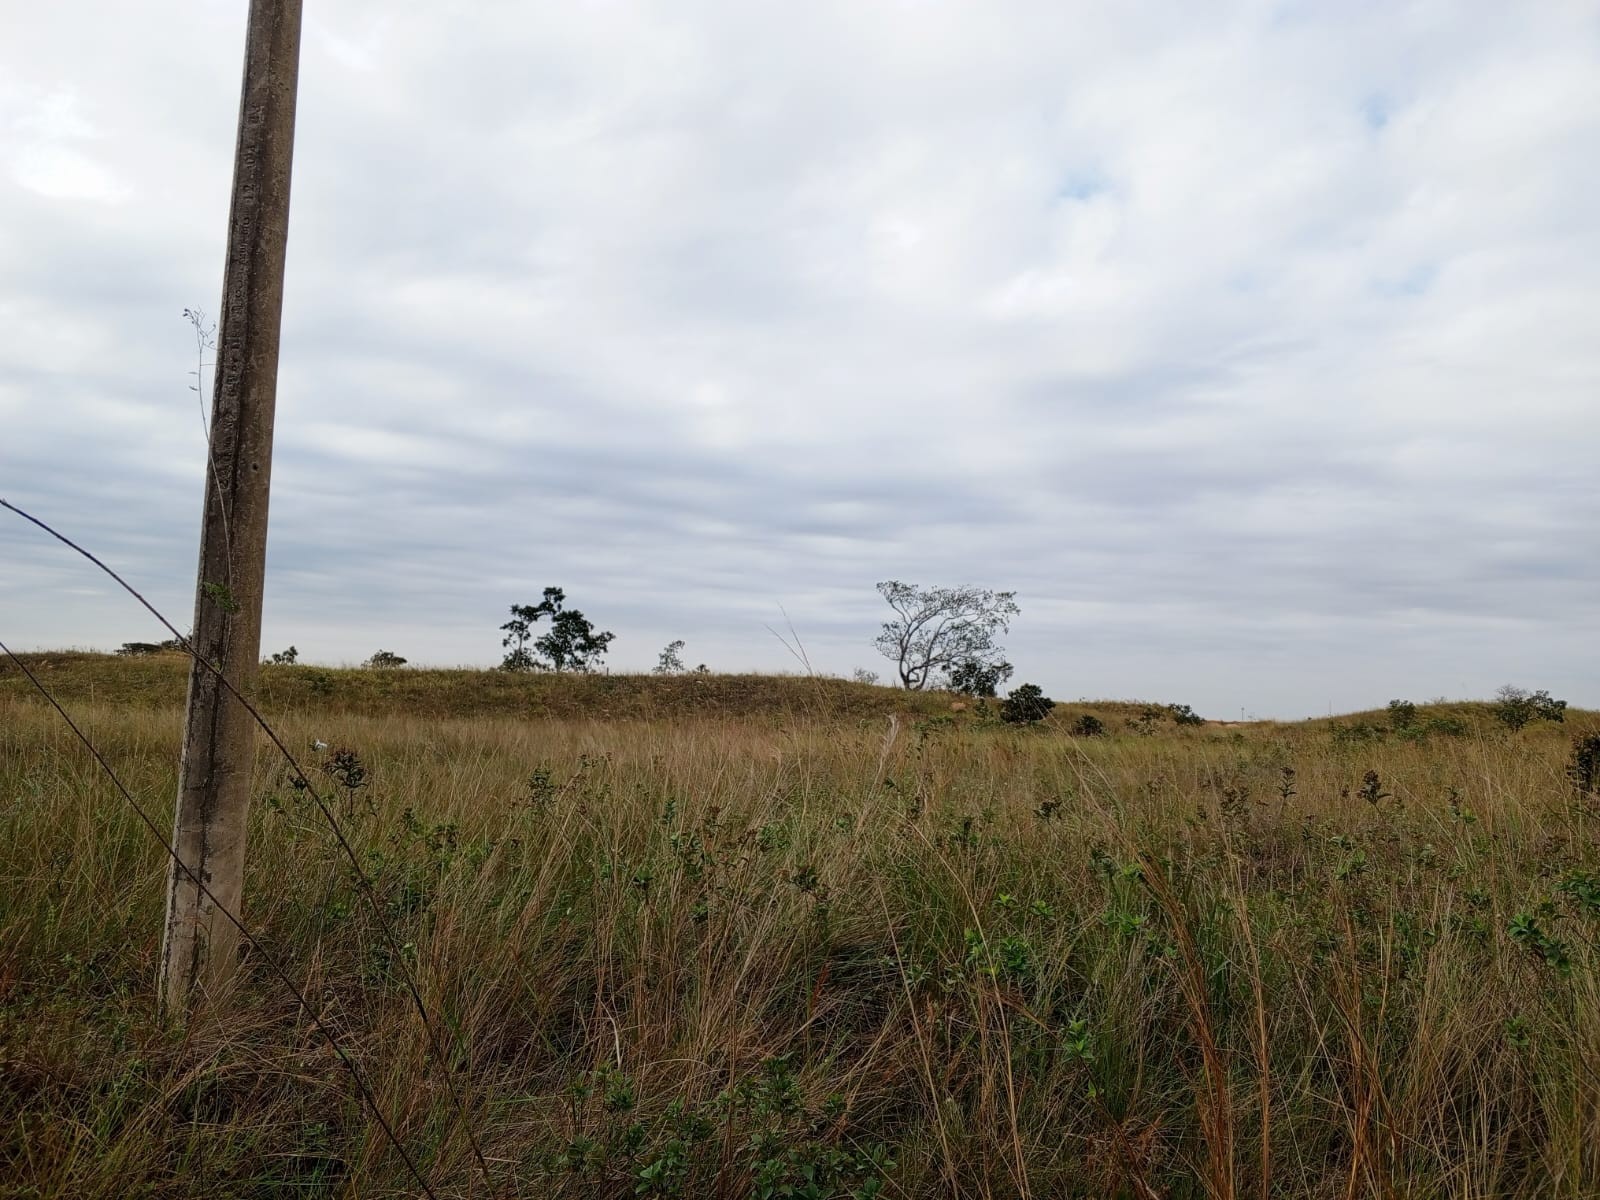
[3,653,1599,1198]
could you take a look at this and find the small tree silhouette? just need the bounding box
[501,588,615,673]
[654,640,686,674]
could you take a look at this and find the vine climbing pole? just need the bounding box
[160,0,303,1020]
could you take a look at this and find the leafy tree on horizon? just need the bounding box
[946,657,1014,697]
[1001,683,1055,725]
[501,588,615,673]
[873,581,1019,691]
[1492,685,1566,731]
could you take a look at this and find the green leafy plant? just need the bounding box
[1509,910,1571,974]
[323,747,368,792]
[1556,870,1600,917]
[520,766,559,811]
[1357,769,1391,806]
[1277,766,1297,802]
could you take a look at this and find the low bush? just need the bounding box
[1000,683,1054,725]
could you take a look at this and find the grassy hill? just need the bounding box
[4,650,1070,724]
[2,651,1585,735]
[4,650,1600,1196]
[0,650,1225,728]
[0,651,939,721]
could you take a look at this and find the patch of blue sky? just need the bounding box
[1372,263,1437,297]
[1361,92,1394,130]
[1054,169,1110,202]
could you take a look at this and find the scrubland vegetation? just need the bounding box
[4,653,1600,1197]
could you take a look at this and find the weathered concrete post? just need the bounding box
[160,0,303,1019]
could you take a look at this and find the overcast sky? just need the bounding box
[3,2,1597,718]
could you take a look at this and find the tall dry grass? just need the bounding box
[3,689,1599,1198]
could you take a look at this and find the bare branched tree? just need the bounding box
[872,581,1019,690]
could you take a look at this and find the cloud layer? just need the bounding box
[4,1,1597,717]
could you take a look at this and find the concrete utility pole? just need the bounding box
[160,0,303,1019]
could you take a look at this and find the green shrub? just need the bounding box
[1130,706,1165,735]
[1167,703,1205,726]
[1387,699,1417,731]
[1000,684,1054,725]
[1570,734,1600,795]
[1395,714,1469,742]
[1331,721,1384,745]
